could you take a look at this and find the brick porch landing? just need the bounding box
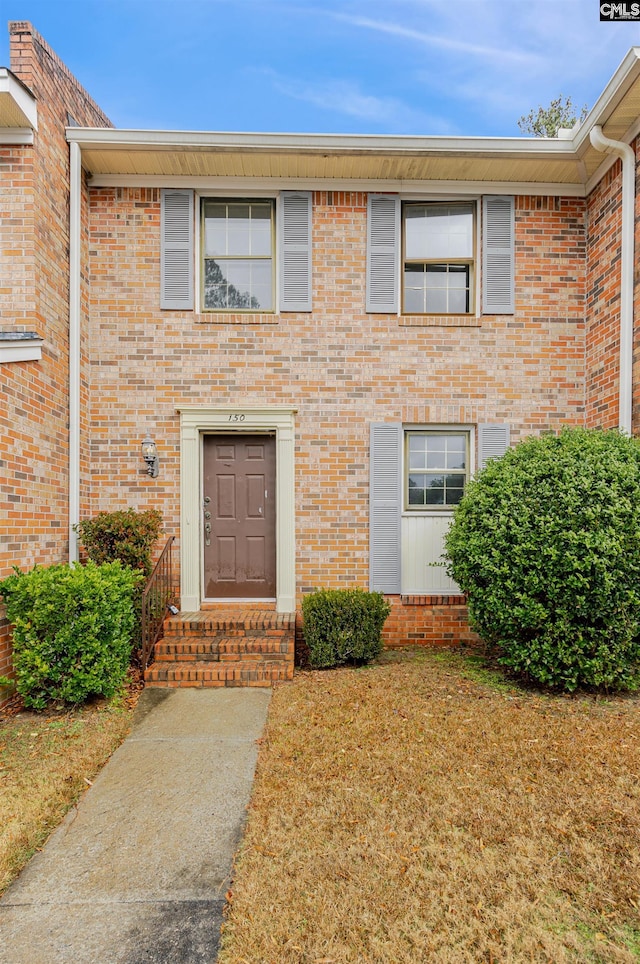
[144,607,295,688]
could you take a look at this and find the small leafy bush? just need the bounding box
[76,508,162,577]
[0,561,144,709]
[302,588,391,669]
[445,427,640,691]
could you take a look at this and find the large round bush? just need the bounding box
[0,560,143,709]
[445,428,640,691]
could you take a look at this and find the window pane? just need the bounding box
[448,288,469,313]
[425,288,447,313]
[425,264,447,288]
[448,265,469,288]
[408,475,426,505]
[204,258,273,310]
[404,284,424,314]
[426,474,445,504]
[405,207,428,259]
[250,205,272,256]
[204,203,227,257]
[405,203,473,260]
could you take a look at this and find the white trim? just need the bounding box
[87,174,588,197]
[0,68,38,130]
[0,128,34,145]
[69,141,82,563]
[0,338,42,363]
[178,407,296,613]
[67,127,577,154]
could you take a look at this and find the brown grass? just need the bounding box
[219,648,640,963]
[0,698,133,895]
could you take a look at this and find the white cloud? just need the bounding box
[332,11,541,66]
[262,70,453,132]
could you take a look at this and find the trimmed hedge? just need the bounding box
[302,588,391,669]
[0,561,144,709]
[75,508,162,576]
[445,427,640,691]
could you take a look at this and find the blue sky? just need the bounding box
[2,0,640,136]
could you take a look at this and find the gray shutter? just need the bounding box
[161,189,194,310]
[482,195,514,314]
[366,194,400,313]
[279,191,312,312]
[478,423,511,469]
[369,423,402,593]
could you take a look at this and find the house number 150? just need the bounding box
[228,413,246,422]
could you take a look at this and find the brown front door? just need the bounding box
[203,434,276,599]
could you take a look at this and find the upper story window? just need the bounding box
[405,430,469,509]
[402,202,474,315]
[202,199,275,311]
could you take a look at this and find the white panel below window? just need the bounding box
[401,513,460,593]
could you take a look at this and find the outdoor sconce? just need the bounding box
[141,436,159,478]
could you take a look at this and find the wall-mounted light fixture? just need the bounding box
[141,436,159,478]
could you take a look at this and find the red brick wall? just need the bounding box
[84,188,587,638]
[585,159,623,429]
[0,23,112,682]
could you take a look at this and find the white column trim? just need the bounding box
[178,407,296,614]
[69,141,82,563]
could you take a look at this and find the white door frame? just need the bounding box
[178,407,296,614]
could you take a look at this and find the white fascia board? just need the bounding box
[0,337,43,363]
[67,126,574,159]
[88,174,587,197]
[0,68,37,130]
[0,128,34,144]
[572,47,640,153]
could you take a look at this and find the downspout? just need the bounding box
[69,140,81,562]
[589,125,635,435]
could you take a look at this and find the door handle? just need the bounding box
[205,521,211,547]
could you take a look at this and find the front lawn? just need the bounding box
[0,696,134,895]
[219,648,640,963]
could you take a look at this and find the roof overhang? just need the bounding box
[67,47,640,197]
[0,68,37,143]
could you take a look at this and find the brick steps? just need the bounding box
[144,609,295,688]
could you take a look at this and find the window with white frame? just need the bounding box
[202,199,275,311]
[405,430,469,509]
[402,202,475,315]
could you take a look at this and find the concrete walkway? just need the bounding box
[0,687,271,964]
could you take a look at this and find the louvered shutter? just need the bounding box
[161,189,194,310]
[366,194,400,313]
[482,196,514,315]
[369,423,402,593]
[279,191,312,312]
[478,423,511,470]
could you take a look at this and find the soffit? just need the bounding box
[0,68,37,131]
[77,142,583,185]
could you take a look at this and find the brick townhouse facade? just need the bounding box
[1,22,640,689]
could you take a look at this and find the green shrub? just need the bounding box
[0,561,144,709]
[76,508,162,577]
[445,427,640,691]
[302,588,391,669]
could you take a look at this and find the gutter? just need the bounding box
[69,140,81,561]
[589,126,635,435]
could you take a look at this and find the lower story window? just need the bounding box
[406,431,469,509]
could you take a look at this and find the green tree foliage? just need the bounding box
[302,589,391,669]
[0,561,144,709]
[518,96,588,138]
[445,428,640,691]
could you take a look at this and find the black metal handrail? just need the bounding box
[141,536,176,669]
